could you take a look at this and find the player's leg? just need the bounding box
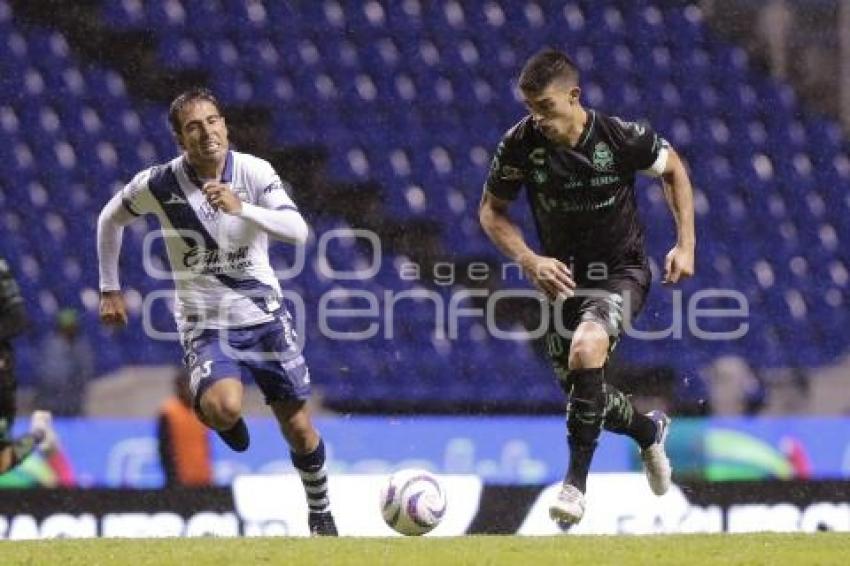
[562,319,610,494]
[593,280,672,496]
[252,312,337,536]
[183,330,250,452]
[546,300,598,526]
[548,288,663,526]
[269,399,336,535]
[196,377,250,452]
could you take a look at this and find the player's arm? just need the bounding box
[479,192,574,300]
[480,133,575,300]
[619,117,696,285]
[658,147,695,284]
[202,180,308,245]
[96,190,137,327]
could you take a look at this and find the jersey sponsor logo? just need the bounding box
[164,192,188,205]
[592,142,615,172]
[529,147,546,166]
[183,245,251,273]
[536,192,616,213]
[591,175,621,186]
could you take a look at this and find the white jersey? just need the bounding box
[121,150,296,331]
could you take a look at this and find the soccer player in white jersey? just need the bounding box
[97,88,337,535]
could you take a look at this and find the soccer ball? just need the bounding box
[380,469,447,536]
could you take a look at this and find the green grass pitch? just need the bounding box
[2,533,848,565]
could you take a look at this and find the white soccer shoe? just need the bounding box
[549,483,586,527]
[30,410,58,455]
[641,410,672,496]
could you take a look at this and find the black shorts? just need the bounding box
[544,265,650,382]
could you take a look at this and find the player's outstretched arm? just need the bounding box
[479,192,575,300]
[660,147,696,284]
[96,191,135,327]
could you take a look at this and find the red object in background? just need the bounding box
[46,448,76,487]
[782,437,813,479]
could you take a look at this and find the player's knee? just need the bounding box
[217,395,242,427]
[568,337,608,369]
[568,322,610,369]
[201,393,242,430]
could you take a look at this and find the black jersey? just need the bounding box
[484,109,668,281]
[0,258,27,344]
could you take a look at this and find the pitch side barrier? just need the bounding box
[1,476,849,538]
[5,416,848,487]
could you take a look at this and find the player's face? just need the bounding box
[176,100,229,166]
[522,81,581,141]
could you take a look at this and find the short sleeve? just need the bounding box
[610,117,670,177]
[255,160,299,211]
[483,135,526,201]
[121,169,157,216]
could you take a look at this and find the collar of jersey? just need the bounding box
[182,150,234,188]
[576,109,596,148]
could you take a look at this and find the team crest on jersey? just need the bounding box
[592,142,615,172]
[199,201,219,221]
[531,169,548,184]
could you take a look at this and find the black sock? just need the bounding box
[564,368,606,493]
[603,387,658,450]
[291,438,330,514]
[217,418,250,452]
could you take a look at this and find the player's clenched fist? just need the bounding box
[99,290,128,327]
[519,253,576,301]
[202,182,242,215]
[663,244,695,285]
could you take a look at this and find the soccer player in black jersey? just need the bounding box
[480,49,696,526]
[0,258,56,475]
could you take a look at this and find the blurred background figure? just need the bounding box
[34,308,95,417]
[0,257,29,462]
[0,411,76,489]
[1,258,60,480]
[156,367,212,487]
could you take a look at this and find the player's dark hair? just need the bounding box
[168,87,223,135]
[518,48,580,94]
